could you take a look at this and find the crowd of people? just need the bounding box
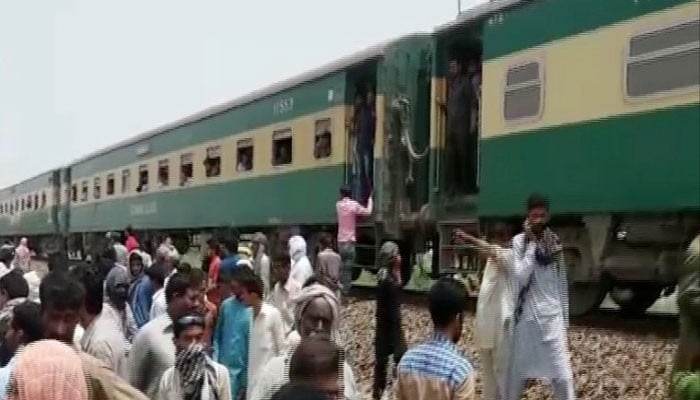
[0,187,695,400]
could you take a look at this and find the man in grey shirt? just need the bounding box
[314,233,342,296]
[129,269,206,398]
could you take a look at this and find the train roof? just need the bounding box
[0,170,54,198]
[434,0,528,33]
[68,33,428,168]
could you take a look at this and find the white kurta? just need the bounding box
[474,244,515,400]
[506,233,574,400]
[247,302,286,395]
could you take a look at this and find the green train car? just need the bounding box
[1,0,698,316]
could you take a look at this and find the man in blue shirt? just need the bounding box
[213,270,251,400]
[219,237,242,277]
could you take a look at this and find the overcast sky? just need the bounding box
[0,0,485,188]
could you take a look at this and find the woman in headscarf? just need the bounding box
[373,241,406,400]
[248,282,359,400]
[12,239,30,274]
[156,312,231,400]
[6,339,88,400]
[103,266,138,343]
[127,249,153,328]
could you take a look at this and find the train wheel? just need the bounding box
[566,248,609,317]
[569,281,610,317]
[610,283,662,316]
[351,267,363,281]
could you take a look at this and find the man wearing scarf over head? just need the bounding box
[103,266,138,344]
[506,194,575,400]
[156,312,231,400]
[248,282,359,400]
[287,236,313,297]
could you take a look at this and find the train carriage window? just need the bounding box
[0,204,4,214]
[180,153,193,186]
[137,165,149,192]
[627,19,700,98]
[158,159,170,187]
[33,194,38,210]
[71,184,78,202]
[94,177,101,200]
[272,128,293,166]
[106,174,115,196]
[81,181,88,202]
[9,203,13,215]
[41,192,46,208]
[15,200,19,213]
[313,119,332,159]
[121,169,131,194]
[236,139,253,172]
[26,196,32,210]
[204,146,221,178]
[503,61,543,122]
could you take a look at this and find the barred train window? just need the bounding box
[158,159,169,187]
[94,177,101,200]
[236,139,253,172]
[121,169,130,194]
[137,165,149,192]
[204,146,221,178]
[627,19,700,97]
[180,153,193,186]
[314,119,332,159]
[272,129,293,166]
[106,174,115,196]
[81,181,88,202]
[503,61,542,122]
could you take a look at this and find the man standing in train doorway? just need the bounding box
[442,58,476,196]
[352,87,376,202]
[506,194,575,400]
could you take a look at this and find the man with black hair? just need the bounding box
[235,267,286,395]
[40,270,149,400]
[440,58,476,195]
[0,300,42,392]
[0,271,29,337]
[40,270,86,345]
[219,236,241,277]
[506,194,575,400]
[289,335,342,399]
[0,246,13,278]
[70,263,128,379]
[0,271,29,367]
[155,312,231,400]
[268,252,294,334]
[336,184,373,297]
[130,270,205,398]
[214,266,252,400]
[396,277,475,400]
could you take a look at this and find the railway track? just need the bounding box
[348,284,679,338]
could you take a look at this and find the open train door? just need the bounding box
[379,35,434,240]
[375,35,434,284]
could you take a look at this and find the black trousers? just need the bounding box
[373,286,406,399]
[445,130,478,193]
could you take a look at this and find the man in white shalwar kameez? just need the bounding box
[455,224,515,400]
[506,194,575,400]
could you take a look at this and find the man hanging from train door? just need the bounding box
[336,184,373,299]
[440,58,475,196]
[506,194,575,400]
